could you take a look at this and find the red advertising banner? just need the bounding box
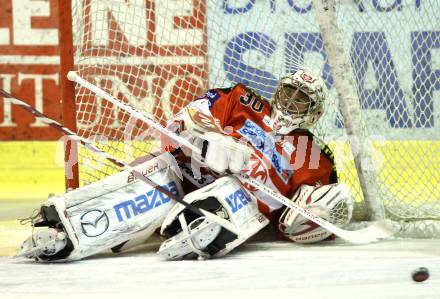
[1,0,210,141]
[0,0,62,140]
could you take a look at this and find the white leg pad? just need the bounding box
[20,158,183,262]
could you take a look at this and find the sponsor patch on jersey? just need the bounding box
[280,139,295,156]
[203,89,221,108]
[262,115,273,128]
[238,120,293,183]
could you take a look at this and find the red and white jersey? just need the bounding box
[169,84,337,216]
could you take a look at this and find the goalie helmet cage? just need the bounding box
[58,0,439,238]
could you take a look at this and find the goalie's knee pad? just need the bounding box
[158,176,269,260]
[278,183,353,243]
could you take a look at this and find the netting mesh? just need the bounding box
[70,0,439,237]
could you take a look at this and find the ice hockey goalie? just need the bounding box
[18,70,353,262]
[159,69,353,256]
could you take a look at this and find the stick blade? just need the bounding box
[338,219,401,245]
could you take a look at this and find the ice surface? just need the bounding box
[1,239,440,299]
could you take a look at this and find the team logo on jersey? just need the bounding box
[243,155,269,192]
[238,120,293,183]
[80,210,109,237]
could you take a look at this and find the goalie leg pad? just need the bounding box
[278,183,354,243]
[19,157,183,262]
[159,176,269,260]
[159,214,222,260]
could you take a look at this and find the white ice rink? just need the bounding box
[1,239,440,299]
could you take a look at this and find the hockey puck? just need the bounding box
[412,267,429,282]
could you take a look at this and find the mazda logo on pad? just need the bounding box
[80,210,109,237]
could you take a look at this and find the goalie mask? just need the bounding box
[271,70,327,134]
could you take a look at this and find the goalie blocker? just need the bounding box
[19,157,183,262]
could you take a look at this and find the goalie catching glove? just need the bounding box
[278,183,354,243]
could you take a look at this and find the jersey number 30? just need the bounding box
[239,92,264,113]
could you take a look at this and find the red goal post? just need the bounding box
[58,0,79,190]
[58,0,440,237]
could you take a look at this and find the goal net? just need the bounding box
[63,0,439,237]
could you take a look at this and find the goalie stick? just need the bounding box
[0,88,240,237]
[66,71,400,245]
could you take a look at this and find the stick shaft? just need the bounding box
[67,71,200,155]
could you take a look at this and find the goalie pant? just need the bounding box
[164,83,338,221]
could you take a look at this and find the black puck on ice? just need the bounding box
[412,267,429,282]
